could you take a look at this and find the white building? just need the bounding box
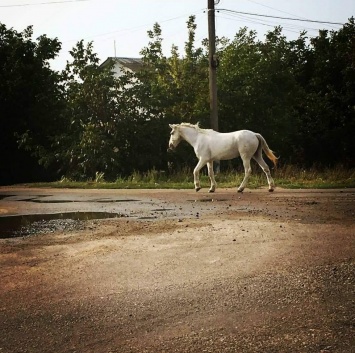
[100,57,143,78]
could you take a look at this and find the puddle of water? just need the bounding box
[0,212,124,239]
[1,195,53,202]
[0,195,15,200]
[95,199,138,203]
[29,200,77,203]
[12,198,139,203]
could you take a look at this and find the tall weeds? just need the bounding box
[30,165,354,189]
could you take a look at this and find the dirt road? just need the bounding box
[0,187,354,352]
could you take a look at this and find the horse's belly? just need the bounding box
[213,146,240,160]
[218,151,240,160]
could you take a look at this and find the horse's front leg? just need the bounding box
[193,159,206,192]
[207,161,217,193]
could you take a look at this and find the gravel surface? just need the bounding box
[17,219,86,236]
[0,187,354,353]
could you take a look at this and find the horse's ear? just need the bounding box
[169,124,174,129]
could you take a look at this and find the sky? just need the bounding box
[1,0,354,71]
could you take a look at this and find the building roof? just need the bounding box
[100,57,143,72]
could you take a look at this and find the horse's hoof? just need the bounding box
[208,189,215,193]
[268,188,274,192]
[237,189,244,193]
[195,187,201,192]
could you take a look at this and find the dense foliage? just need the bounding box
[0,24,62,183]
[1,16,354,184]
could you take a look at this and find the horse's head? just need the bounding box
[168,124,182,151]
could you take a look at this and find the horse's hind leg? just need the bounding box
[207,162,217,193]
[193,159,206,192]
[238,156,252,192]
[252,153,275,192]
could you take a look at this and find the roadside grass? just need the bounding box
[23,164,355,189]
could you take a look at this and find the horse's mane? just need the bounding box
[179,122,212,134]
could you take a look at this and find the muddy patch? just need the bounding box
[0,212,126,238]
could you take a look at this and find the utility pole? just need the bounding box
[208,0,220,173]
[208,0,218,132]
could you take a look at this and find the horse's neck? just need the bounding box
[180,127,200,147]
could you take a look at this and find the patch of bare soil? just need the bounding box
[0,188,354,353]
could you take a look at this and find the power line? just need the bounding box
[216,14,302,35]
[243,1,336,30]
[218,9,344,26]
[0,0,89,7]
[245,0,310,21]
[217,11,332,33]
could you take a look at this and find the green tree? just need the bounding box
[30,39,165,179]
[138,17,209,123]
[295,18,355,166]
[48,41,128,179]
[218,27,301,159]
[136,17,210,171]
[0,23,62,184]
[10,17,354,182]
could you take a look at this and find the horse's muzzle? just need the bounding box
[167,144,175,152]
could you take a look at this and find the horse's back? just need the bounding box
[201,129,258,161]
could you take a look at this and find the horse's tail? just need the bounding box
[255,133,278,167]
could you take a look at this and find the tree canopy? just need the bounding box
[0,24,62,183]
[1,16,354,184]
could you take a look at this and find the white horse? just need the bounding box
[168,123,278,193]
